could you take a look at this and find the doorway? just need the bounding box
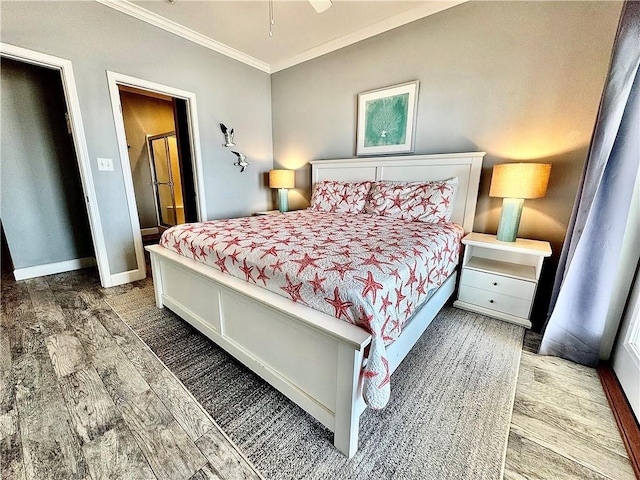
[1,43,110,286]
[117,85,198,246]
[107,72,206,276]
[0,55,103,282]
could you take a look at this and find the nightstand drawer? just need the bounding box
[458,286,532,319]
[460,269,536,301]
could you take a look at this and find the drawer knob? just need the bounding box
[493,282,498,286]
[489,299,494,304]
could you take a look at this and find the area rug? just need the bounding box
[105,283,524,480]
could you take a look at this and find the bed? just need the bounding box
[145,152,484,457]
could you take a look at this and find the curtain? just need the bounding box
[539,1,640,366]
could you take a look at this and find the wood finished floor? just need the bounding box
[0,266,262,480]
[505,332,635,480]
[1,267,635,479]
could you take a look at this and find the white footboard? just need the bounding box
[147,245,371,457]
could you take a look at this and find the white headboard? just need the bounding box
[310,152,485,233]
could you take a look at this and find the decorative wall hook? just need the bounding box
[220,123,236,147]
[231,151,249,172]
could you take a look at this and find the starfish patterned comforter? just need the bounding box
[159,210,464,408]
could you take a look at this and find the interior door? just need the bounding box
[613,276,640,421]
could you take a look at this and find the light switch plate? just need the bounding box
[97,157,114,171]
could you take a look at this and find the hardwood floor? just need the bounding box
[0,267,262,480]
[1,266,635,479]
[505,332,636,480]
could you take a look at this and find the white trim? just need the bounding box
[0,43,113,287]
[95,0,270,73]
[624,292,640,369]
[106,71,208,286]
[106,73,147,282]
[14,257,96,281]
[95,0,466,74]
[110,268,147,287]
[141,227,160,236]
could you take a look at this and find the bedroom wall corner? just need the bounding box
[270,0,622,328]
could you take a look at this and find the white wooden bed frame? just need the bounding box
[146,152,484,457]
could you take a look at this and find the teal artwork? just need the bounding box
[364,93,409,147]
[357,81,419,155]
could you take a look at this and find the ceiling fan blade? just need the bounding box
[309,0,332,13]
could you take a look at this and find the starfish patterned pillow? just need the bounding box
[310,181,373,214]
[364,178,459,223]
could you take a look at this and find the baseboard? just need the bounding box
[110,268,146,287]
[141,227,159,236]
[598,364,640,478]
[13,257,96,280]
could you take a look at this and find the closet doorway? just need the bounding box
[107,71,207,272]
[0,44,109,285]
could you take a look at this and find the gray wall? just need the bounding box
[0,0,623,296]
[272,1,620,247]
[271,1,622,326]
[1,58,94,269]
[1,1,273,275]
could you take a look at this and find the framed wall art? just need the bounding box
[356,80,419,156]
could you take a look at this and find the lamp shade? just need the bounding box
[489,163,551,199]
[269,169,295,189]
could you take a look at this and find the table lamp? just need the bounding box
[269,169,295,212]
[489,163,551,242]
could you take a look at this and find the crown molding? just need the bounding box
[270,0,467,73]
[95,0,271,73]
[96,0,467,75]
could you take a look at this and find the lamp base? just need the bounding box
[497,197,524,242]
[277,188,289,213]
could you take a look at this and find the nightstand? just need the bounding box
[453,232,552,328]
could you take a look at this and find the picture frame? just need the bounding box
[356,80,419,156]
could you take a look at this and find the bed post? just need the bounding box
[334,343,365,458]
[149,250,164,308]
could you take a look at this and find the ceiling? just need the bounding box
[97,0,467,73]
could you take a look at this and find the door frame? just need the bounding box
[106,71,207,280]
[618,285,640,371]
[0,42,112,287]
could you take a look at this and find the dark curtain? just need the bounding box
[540,1,640,366]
